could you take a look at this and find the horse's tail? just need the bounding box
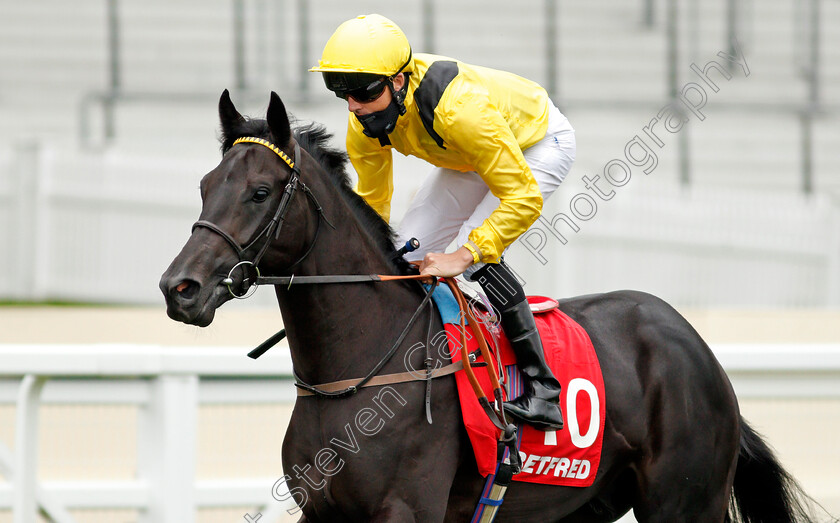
[728,417,825,523]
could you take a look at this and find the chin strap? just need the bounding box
[391,75,408,116]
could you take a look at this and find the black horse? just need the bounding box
[160,91,819,522]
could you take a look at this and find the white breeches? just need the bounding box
[396,102,576,272]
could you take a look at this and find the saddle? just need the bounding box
[430,284,607,488]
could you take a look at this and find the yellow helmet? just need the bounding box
[309,14,413,76]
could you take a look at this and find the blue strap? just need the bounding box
[478,496,504,507]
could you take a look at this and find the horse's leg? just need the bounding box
[372,497,470,522]
[632,448,737,523]
[621,294,740,522]
[443,424,485,521]
[366,437,465,522]
[330,377,464,523]
[370,501,421,521]
[557,291,740,523]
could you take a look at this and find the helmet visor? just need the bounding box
[322,72,388,103]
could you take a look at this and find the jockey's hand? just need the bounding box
[419,247,474,277]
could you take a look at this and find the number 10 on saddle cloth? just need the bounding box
[436,290,607,487]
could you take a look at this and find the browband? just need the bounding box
[233,137,296,171]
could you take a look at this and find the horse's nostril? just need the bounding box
[173,280,199,301]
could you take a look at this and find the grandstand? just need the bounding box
[1,0,838,306]
[1,0,839,521]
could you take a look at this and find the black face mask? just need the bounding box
[356,96,401,140]
[355,84,407,141]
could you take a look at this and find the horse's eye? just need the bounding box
[252,187,271,203]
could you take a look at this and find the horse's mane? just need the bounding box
[220,117,414,274]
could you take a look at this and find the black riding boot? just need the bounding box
[470,262,564,431]
[498,300,564,431]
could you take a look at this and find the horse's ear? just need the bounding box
[219,89,245,135]
[266,91,292,147]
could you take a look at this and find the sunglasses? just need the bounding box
[323,73,389,103]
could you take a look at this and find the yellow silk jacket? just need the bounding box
[347,53,550,264]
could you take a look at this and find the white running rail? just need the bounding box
[0,343,839,522]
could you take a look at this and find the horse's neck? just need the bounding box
[274,192,426,384]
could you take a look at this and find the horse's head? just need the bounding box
[160,90,311,326]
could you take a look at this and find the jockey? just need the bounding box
[311,14,575,431]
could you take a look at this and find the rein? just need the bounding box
[194,136,509,430]
[283,274,512,433]
[292,275,439,398]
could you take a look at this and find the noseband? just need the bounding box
[192,137,332,298]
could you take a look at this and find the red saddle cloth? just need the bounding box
[446,296,606,487]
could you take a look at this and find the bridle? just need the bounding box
[186,136,442,402]
[189,137,444,410]
[187,137,512,437]
[191,137,333,299]
[189,136,438,401]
